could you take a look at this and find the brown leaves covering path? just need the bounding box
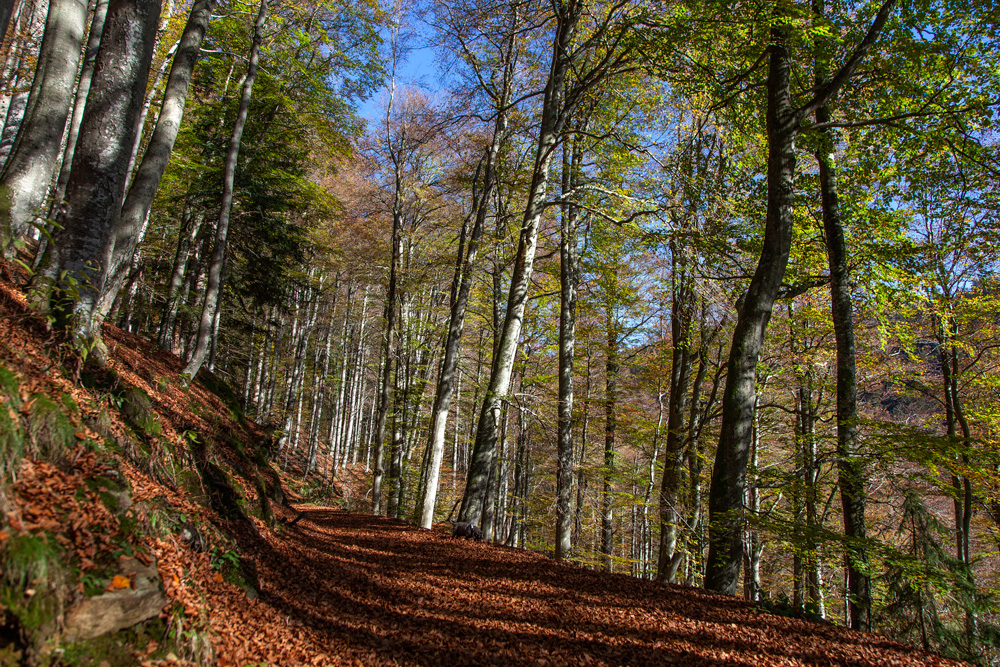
[204,509,963,667]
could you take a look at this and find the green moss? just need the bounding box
[0,366,20,409]
[0,403,24,480]
[24,393,76,463]
[177,469,204,503]
[60,392,79,416]
[60,617,168,666]
[0,534,65,657]
[120,387,161,438]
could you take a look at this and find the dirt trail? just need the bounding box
[199,508,962,667]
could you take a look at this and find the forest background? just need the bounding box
[1,0,999,662]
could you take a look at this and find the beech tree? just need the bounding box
[705,0,896,596]
[0,0,86,253]
[418,0,517,530]
[459,0,646,528]
[183,0,269,380]
[43,0,161,356]
[97,0,217,316]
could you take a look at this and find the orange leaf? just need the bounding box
[111,575,131,589]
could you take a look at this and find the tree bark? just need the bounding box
[705,0,895,594]
[555,130,580,560]
[601,310,618,572]
[99,0,216,316]
[1,0,87,252]
[372,203,401,515]
[658,237,695,582]
[417,87,509,528]
[48,0,109,215]
[816,96,871,633]
[46,0,161,353]
[183,0,268,379]
[459,2,579,526]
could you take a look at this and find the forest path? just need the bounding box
[203,507,961,666]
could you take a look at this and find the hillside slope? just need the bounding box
[0,273,964,666]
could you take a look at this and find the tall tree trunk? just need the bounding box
[99,0,216,316]
[555,131,580,560]
[658,239,695,582]
[812,0,870,629]
[601,316,618,572]
[573,348,591,548]
[1,0,87,252]
[48,0,109,215]
[706,18,798,596]
[705,0,894,594]
[183,0,268,379]
[372,208,401,515]
[459,3,579,526]
[45,0,161,354]
[417,125,503,527]
[159,206,204,350]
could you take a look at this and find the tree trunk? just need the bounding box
[48,0,109,216]
[417,110,505,527]
[372,207,401,515]
[601,315,618,572]
[46,0,161,354]
[1,0,87,252]
[555,131,580,560]
[705,19,797,596]
[183,0,267,379]
[812,0,870,628]
[99,0,216,316]
[658,239,695,582]
[704,0,895,595]
[459,3,579,526]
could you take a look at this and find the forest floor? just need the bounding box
[0,267,967,667]
[195,506,968,667]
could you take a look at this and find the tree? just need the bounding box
[96,0,218,316]
[0,0,87,254]
[460,0,642,528]
[183,0,269,379]
[418,0,517,530]
[43,0,162,356]
[705,0,896,595]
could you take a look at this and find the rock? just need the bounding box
[63,558,166,641]
[179,522,207,552]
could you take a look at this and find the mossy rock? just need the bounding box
[176,469,205,504]
[120,387,160,439]
[84,472,131,517]
[60,616,168,666]
[0,534,67,663]
[200,461,248,523]
[24,393,76,464]
[195,369,245,424]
